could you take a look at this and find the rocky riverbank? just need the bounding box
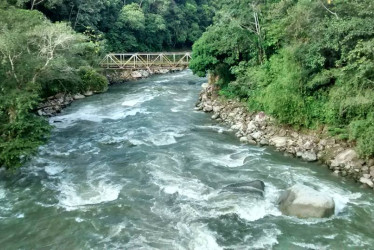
[196,83,374,190]
[36,69,176,117]
[105,68,172,83]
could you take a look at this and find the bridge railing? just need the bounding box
[100,52,191,70]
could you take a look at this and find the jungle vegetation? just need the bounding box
[0,0,213,169]
[190,0,374,158]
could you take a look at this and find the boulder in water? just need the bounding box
[222,180,265,196]
[278,184,335,218]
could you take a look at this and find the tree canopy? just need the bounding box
[190,0,374,157]
[11,0,214,52]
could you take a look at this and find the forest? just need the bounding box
[0,0,213,169]
[190,0,374,158]
[2,0,374,169]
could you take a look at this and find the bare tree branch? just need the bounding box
[320,1,339,19]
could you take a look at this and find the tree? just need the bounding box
[0,7,108,169]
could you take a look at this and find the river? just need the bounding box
[0,70,374,249]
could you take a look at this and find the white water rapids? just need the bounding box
[0,70,374,249]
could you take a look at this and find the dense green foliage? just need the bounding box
[12,0,214,52]
[0,6,108,169]
[190,0,374,157]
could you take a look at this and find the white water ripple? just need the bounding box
[58,179,121,211]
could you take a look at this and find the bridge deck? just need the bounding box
[100,52,191,70]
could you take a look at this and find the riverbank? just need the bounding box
[196,83,374,190]
[36,69,178,117]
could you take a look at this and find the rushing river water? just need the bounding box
[1,70,374,249]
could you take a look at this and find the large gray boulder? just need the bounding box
[269,136,288,148]
[330,149,358,167]
[222,180,265,196]
[300,151,318,162]
[278,184,335,218]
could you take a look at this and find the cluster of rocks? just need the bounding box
[196,83,374,190]
[36,91,94,117]
[224,180,335,219]
[106,68,181,83]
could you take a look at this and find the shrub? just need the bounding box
[78,66,108,93]
[349,118,374,157]
[0,90,50,169]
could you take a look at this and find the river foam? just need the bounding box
[58,179,121,211]
[50,103,148,129]
[121,93,156,107]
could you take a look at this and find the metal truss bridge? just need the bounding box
[100,52,191,70]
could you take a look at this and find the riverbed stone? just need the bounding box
[203,105,213,112]
[259,138,269,146]
[139,70,150,78]
[303,141,314,150]
[131,71,142,78]
[370,169,374,177]
[73,94,85,100]
[296,151,303,158]
[301,151,318,162]
[84,91,93,96]
[330,149,358,167]
[250,131,263,141]
[269,136,288,148]
[363,174,371,179]
[211,113,220,120]
[247,138,257,145]
[231,123,242,131]
[278,184,335,218]
[158,69,169,74]
[246,121,258,133]
[360,177,374,188]
[201,82,209,89]
[222,180,265,196]
[361,166,369,174]
[213,106,221,113]
[54,93,64,99]
[240,136,248,143]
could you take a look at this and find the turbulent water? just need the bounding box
[1,70,374,249]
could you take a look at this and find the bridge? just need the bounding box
[100,52,191,70]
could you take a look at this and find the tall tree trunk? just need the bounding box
[74,8,81,29]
